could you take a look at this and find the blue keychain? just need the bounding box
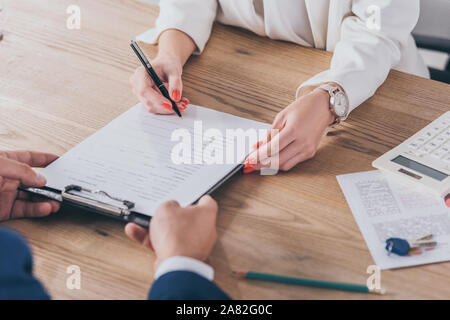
[385,234,437,256]
[385,238,411,256]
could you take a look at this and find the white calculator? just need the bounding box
[372,111,450,198]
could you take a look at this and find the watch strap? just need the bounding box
[318,84,346,125]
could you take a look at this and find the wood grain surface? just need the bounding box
[0,0,449,299]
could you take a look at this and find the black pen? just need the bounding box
[130,40,182,117]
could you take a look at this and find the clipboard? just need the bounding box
[19,163,244,228]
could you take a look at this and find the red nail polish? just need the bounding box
[172,90,181,101]
[252,141,262,149]
[243,167,256,174]
[162,103,172,110]
[445,195,450,208]
[182,97,190,105]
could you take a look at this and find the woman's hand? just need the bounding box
[0,151,60,221]
[245,88,335,173]
[130,30,196,115]
[130,56,189,115]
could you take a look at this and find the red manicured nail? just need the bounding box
[172,90,181,101]
[162,103,172,111]
[243,167,256,174]
[252,141,262,149]
[182,97,190,105]
[445,195,450,208]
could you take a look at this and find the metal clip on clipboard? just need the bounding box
[62,185,135,217]
[20,184,150,228]
[20,162,246,229]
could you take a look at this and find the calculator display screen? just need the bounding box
[392,155,448,181]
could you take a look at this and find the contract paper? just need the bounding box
[42,103,269,215]
[337,170,450,269]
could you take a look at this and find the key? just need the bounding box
[444,154,450,164]
[385,238,410,256]
[439,120,449,127]
[386,235,437,256]
[415,136,428,144]
[408,141,420,149]
[434,135,447,144]
[415,234,433,241]
[427,141,440,149]
[431,146,449,159]
[431,125,443,133]
[419,145,433,154]
[410,234,437,248]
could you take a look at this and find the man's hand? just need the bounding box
[0,151,60,221]
[125,195,218,270]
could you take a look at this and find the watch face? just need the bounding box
[333,92,348,117]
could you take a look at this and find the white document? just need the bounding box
[42,103,269,215]
[337,170,450,269]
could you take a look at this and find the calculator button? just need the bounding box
[431,146,449,159]
[408,141,421,149]
[434,135,447,144]
[423,131,435,138]
[415,136,428,144]
[408,149,425,157]
[427,141,440,149]
[413,137,429,147]
[443,154,450,164]
[419,145,433,153]
[430,125,443,133]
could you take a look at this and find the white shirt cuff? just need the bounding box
[154,256,214,281]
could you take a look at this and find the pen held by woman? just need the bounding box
[129,40,187,116]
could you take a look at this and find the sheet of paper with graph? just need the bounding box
[337,170,450,269]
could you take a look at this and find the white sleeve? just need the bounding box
[154,256,214,281]
[297,0,420,113]
[136,0,218,54]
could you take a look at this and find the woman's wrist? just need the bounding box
[308,88,336,126]
[157,29,196,67]
[298,82,345,126]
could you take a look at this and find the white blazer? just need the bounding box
[138,0,429,113]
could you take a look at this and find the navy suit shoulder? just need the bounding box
[0,227,49,300]
[149,271,230,300]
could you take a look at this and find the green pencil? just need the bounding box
[232,271,386,295]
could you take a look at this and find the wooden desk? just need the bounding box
[1,0,449,299]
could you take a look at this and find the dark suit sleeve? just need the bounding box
[149,271,231,300]
[0,227,50,300]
